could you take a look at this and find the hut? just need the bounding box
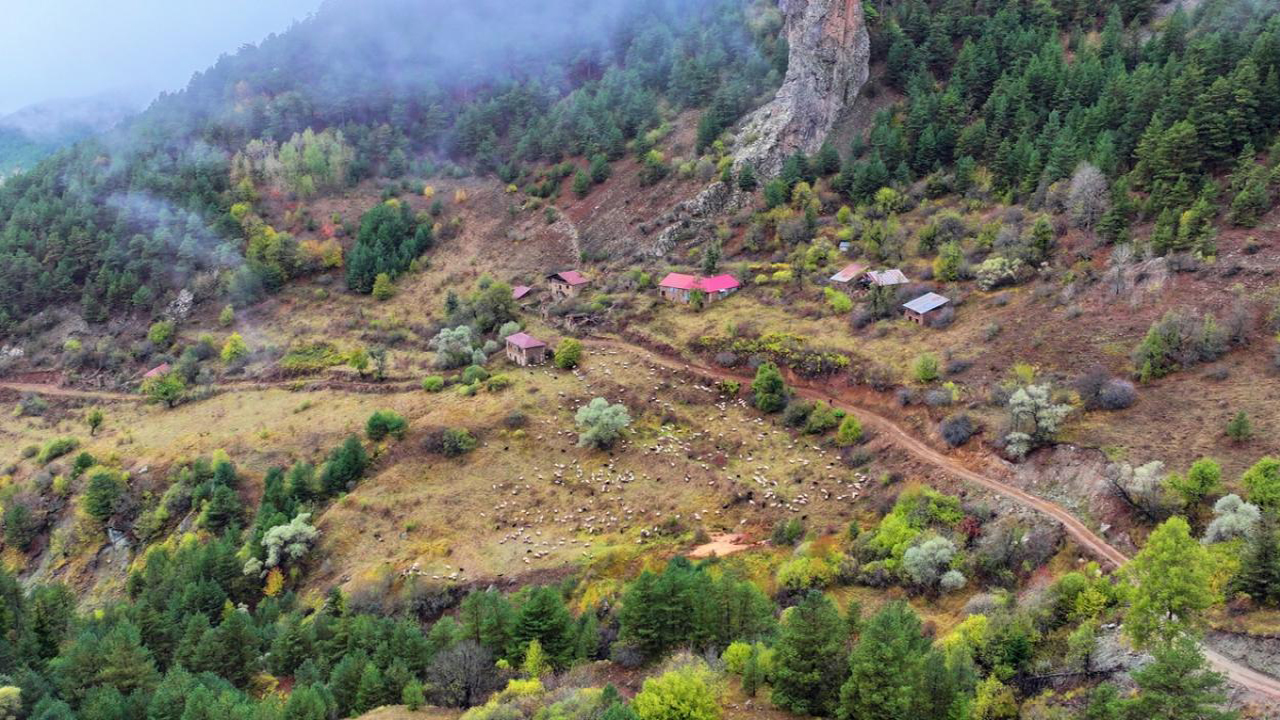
[504,332,548,366]
[143,363,171,379]
[546,271,589,300]
[512,285,533,301]
[902,292,950,325]
[828,262,868,291]
[657,273,741,304]
[866,268,909,288]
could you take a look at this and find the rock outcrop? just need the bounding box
[735,0,871,176]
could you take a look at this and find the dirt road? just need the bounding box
[582,338,1280,699]
[0,382,136,402]
[5,341,1278,697]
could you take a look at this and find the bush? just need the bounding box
[835,415,863,446]
[37,438,79,464]
[441,428,477,457]
[752,362,787,413]
[83,470,124,522]
[575,398,631,449]
[804,403,839,434]
[366,410,408,441]
[421,376,445,392]
[485,374,512,392]
[939,413,975,447]
[148,320,176,347]
[782,400,814,428]
[913,353,940,383]
[554,339,583,369]
[461,364,490,385]
[771,518,804,546]
[1097,379,1136,410]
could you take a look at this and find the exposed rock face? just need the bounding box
[735,0,871,176]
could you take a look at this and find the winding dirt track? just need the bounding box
[582,338,1280,700]
[4,340,1280,698]
[0,382,136,401]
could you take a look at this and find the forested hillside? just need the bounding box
[0,0,783,333]
[3,1,1280,720]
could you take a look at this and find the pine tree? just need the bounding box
[1122,634,1235,720]
[741,643,761,697]
[814,141,841,176]
[751,362,787,413]
[514,586,575,670]
[771,591,848,717]
[354,662,385,714]
[1233,513,1280,606]
[837,601,931,720]
[737,163,758,191]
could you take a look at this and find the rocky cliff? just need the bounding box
[735,0,871,176]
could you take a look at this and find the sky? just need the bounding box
[0,0,322,115]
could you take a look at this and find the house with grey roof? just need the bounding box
[903,292,950,325]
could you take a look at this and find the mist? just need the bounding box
[0,0,321,116]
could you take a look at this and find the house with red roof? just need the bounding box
[142,363,171,379]
[504,332,548,366]
[512,285,533,301]
[657,272,741,305]
[546,270,589,300]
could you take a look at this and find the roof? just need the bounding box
[143,363,171,379]
[550,270,588,286]
[903,292,950,314]
[512,285,532,300]
[867,268,909,286]
[505,332,547,350]
[829,263,868,283]
[701,274,740,293]
[658,272,740,293]
[658,272,700,290]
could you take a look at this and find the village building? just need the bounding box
[866,268,909,287]
[512,285,533,301]
[902,292,950,325]
[504,332,548,366]
[657,272,741,304]
[143,363,171,379]
[546,271,589,299]
[828,262,867,291]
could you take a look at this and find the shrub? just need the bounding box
[372,272,395,301]
[771,518,804,546]
[366,410,408,441]
[776,556,837,590]
[461,364,490,385]
[441,428,477,457]
[1242,456,1280,511]
[148,320,176,347]
[1203,495,1260,543]
[939,413,975,447]
[576,398,631,449]
[804,403,839,434]
[1227,411,1253,443]
[485,374,512,392]
[824,287,853,314]
[913,353,940,383]
[903,536,958,589]
[752,362,787,413]
[83,470,124,522]
[221,333,249,363]
[782,400,814,428]
[554,339,583,369]
[421,376,445,392]
[835,415,863,446]
[37,437,79,464]
[3,503,36,550]
[218,305,235,327]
